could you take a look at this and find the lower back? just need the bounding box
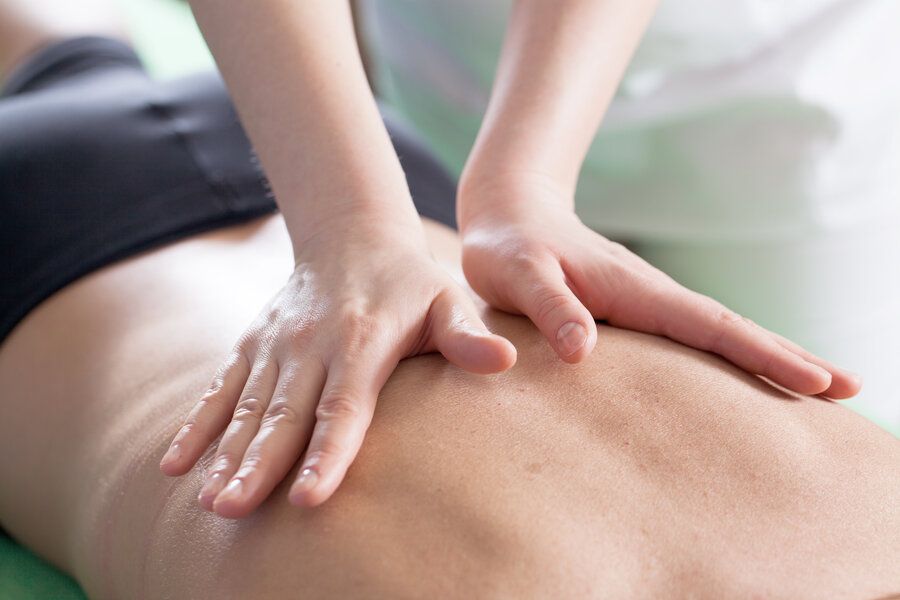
[153,317,900,599]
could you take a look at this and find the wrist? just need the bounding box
[457,166,575,234]
[289,198,427,260]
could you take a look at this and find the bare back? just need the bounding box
[0,215,897,599]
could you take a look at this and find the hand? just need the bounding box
[458,176,861,399]
[159,216,516,517]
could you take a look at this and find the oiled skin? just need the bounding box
[0,215,897,600]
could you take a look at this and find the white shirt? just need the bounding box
[361,0,900,242]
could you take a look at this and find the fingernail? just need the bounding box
[198,472,227,506]
[809,363,832,383]
[840,368,863,386]
[290,468,319,500]
[556,322,587,356]
[160,443,181,467]
[214,478,244,505]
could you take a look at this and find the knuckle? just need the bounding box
[705,306,748,353]
[714,307,746,330]
[196,387,230,412]
[641,257,674,281]
[306,439,346,464]
[209,451,239,473]
[605,241,629,257]
[200,352,251,401]
[204,374,226,396]
[224,348,250,371]
[534,289,574,324]
[508,247,546,274]
[625,266,656,288]
[261,398,300,427]
[339,312,381,350]
[234,332,259,356]
[238,454,264,472]
[177,421,197,438]
[233,396,267,422]
[316,391,361,421]
[287,323,315,345]
[758,348,779,375]
[591,257,633,293]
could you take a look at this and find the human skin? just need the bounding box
[180,0,516,511]
[177,0,860,517]
[0,214,897,599]
[456,0,857,400]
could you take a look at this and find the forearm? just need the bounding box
[459,0,657,222]
[189,0,422,254]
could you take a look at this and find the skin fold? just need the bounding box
[0,215,897,599]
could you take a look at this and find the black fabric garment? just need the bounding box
[0,37,458,344]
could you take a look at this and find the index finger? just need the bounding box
[288,344,397,507]
[766,330,862,399]
[641,286,833,396]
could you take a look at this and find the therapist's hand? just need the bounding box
[159,215,516,517]
[458,175,861,400]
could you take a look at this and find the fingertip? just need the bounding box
[159,464,185,477]
[767,333,862,399]
[288,467,332,508]
[197,491,217,512]
[159,461,195,477]
[212,503,249,520]
[486,333,518,372]
[212,501,244,519]
[555,320,596,364]
[842,370,863,396]
[794,362,833,396]
[158,461,178,476]
[197,471,228,511]
[288,489,329,508]
[211,479,253,519]
[159,443,190,476]
[501,337,519,369]
[451,330,518,374]
[822,369,863,400]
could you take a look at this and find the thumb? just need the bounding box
[507,258,597,363]
[428,289,517,374]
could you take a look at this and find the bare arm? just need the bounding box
[188,0,418,249]
[459,0,658,214]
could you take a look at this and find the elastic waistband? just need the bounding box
[1,36,141,98]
